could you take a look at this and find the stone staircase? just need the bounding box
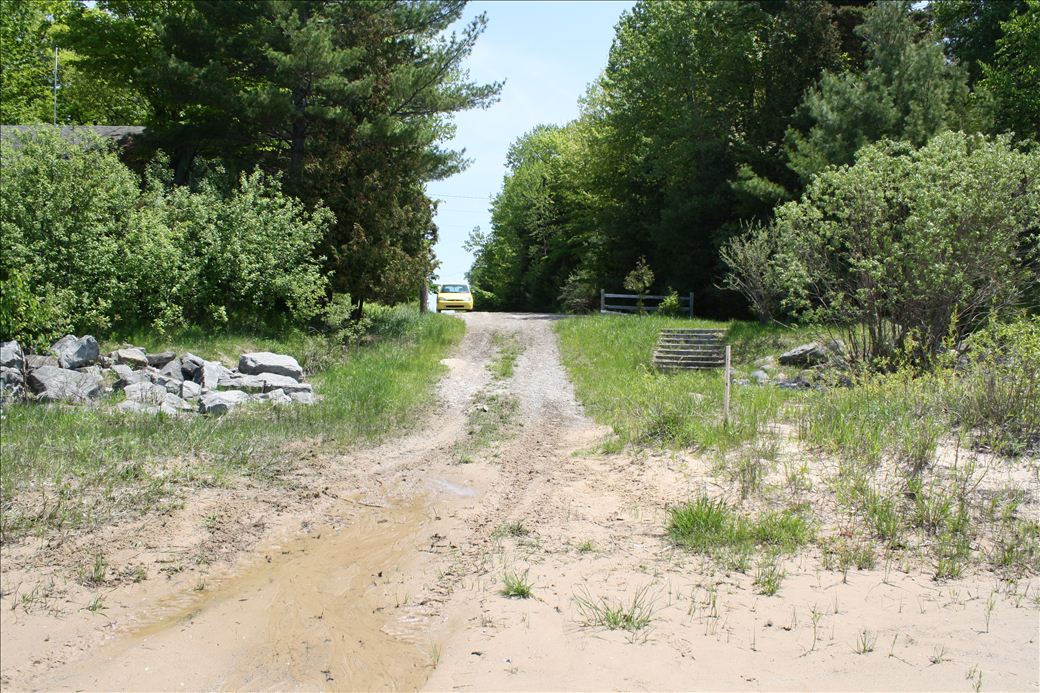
[652,328,727,371]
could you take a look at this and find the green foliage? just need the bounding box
[0,128,330,344]
[0,0,148,125]
[623,256,654,313]
[719,223,786,323]
[767,132,1039,363]
[64,1,500,310]
[977,0,1040,140]
[785,1,976,181]
[469,0,853,315]
[946,317,1040,454]
[657,289,683,318]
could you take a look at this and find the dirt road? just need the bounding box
[2,312,1037,691]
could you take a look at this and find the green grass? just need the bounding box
[554,315,813,452]
[0,308,465,538]
[574,586,654,632]
[799,372,945,470]
[501,571,533,598]
[488,331,523,379]
[667,496,813,561]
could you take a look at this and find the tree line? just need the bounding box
[1,0,500,342]
[467,0,1039,331]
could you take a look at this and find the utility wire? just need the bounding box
[428,192,492,200]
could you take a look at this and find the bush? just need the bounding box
[558,267,598,314]
[946,317,1040,455]
[0,127,331,344]
[719,223,786,323]
[657,288,684,317]
[757,132,1040,364]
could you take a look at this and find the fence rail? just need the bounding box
[600,290,694,317]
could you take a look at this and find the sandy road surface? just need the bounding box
[2,312,1038,691]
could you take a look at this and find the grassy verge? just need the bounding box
[554,315,812,451]
[0,307,465,538]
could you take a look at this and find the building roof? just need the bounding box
[0,125,145,149]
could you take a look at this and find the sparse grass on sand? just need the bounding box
[574,585,655,632]
[556,313,1040,579]
[0,308,465,538]
[501,571,533,598]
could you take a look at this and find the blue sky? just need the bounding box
[427,0,633,285]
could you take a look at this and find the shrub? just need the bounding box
[767,132,1040,364]
[0,128,143,342]
[719,223,786,323]
[657,288,684,318]
[945,317,1040,454]
[558,267,599,314]
[0,128,331,343]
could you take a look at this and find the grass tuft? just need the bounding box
[501,571,534,599]
[574,586,654,633]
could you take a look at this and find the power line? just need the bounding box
[428,192,492,200]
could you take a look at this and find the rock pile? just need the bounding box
[0,336,315,416]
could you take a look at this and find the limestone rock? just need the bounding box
[198,390,251,415]
[180,352,205,380]
[1,341,24,370]
[159,357,184,381]
[146,351,177,368]
[239,352,303,380]
[180,380,203,400]
[112,348,149,368]
[51,335,100,369]
[219,372,311,394]
[27,365,102,402]
[779,342,829,367]
[197,360,232,389]
[25,354,58,370]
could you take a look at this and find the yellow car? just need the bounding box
[436,283,474,312]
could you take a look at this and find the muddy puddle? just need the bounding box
[39,497,437,692]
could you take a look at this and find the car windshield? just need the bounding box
[440,284,469,293]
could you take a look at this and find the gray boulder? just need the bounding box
[118,396,188,416]
[159,357,184,381]
[112,348,149,368]
[239,352,303,381]
[751,369,770,384]
[51,335,100,369]
[27,365,102,402]
[113,365,155,390]
[198,390,251,415]
[1,341,24,370]
[1,366,25,400]
[180,380,203,400]
[290,391,316,405]
[254,388,292,405]
[218,372,311,395]
[124,381,168,405]
[146,351,177,368]
[779,342,830,367]
[25,354,58,370]
[197,360,232,389]
[180,352,205,380]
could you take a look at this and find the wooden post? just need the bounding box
[723,345,731,427]
[688,292,694,318]
[600,289,605,314]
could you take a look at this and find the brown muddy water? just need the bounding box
[40,497,437,692]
